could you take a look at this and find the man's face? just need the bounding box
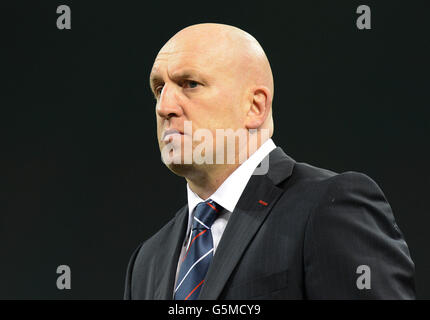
[150,35,247,174]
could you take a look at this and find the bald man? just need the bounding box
[124,24,415,300]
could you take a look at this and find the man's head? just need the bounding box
[150,23,274,178]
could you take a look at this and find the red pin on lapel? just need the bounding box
[258,200,268,206]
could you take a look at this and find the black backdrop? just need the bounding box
[1,0,429,299]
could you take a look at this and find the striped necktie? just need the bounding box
[174,199,222,300]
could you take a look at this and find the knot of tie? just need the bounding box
[192,199,222,230]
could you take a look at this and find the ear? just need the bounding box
[244,86,272,130]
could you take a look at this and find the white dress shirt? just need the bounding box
[174,138,277,292]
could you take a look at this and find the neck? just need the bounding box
[186,163,240,200]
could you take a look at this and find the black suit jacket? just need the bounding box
[124,147,415,299]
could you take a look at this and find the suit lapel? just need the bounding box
[199,147,295,299]
[155,205,188,299]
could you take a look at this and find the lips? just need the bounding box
[162,129,183,141]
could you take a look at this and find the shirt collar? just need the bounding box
[186,138,276,216]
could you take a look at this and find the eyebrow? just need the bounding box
[149,73,163,93]
[149,65,164,90]
[171,70,200,80]
[149,69,205,93]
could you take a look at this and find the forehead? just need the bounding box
[150,39,229,79]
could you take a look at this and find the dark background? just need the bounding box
[1,1,429,299]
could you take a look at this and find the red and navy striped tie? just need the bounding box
[174,199,222,300]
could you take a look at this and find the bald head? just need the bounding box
[159,23,274,101]
[165,24,273,97]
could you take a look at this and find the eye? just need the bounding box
[154,85,164,97]
[183,80,199,89]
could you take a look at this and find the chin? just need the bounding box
[165,162,196,178]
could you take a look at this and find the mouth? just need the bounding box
[162,129,184,142]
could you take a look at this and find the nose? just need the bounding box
[156,83,183,119]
